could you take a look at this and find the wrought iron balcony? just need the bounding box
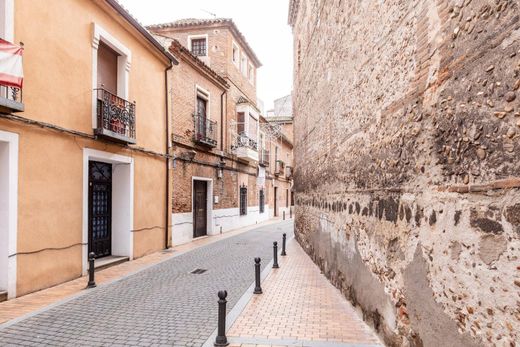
[275,160,285,176]
[193,114,217,147]
[95,88,136,144]
[0,84,23,113]
[234,134,258,151]
[259,148,270,167]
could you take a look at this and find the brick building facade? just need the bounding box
[289,0,519,346]
[149,19,294,244]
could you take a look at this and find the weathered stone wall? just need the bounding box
[290,0,520,345]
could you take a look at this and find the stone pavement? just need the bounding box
[0,217,285,326]
[226,238,382,347]
[0,220,293,347]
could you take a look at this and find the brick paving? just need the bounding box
[0,220,293,347]
[227,238,382,347]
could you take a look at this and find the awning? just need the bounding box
[0,39,23,88]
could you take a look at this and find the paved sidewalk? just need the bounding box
[227,239,382,347]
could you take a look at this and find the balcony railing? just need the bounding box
[0,85,23,113]
[259,148,270,167]
[193,114,217,147]
[233,134,258,151]
[95,88,136,144]
[275,160,285,176]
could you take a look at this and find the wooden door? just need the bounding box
[88,161,112,258]
[193,180,208,238]
[274,187,278,217]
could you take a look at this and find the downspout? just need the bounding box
[220,89,226,152]
[165,62,174,249]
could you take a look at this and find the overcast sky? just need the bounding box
[119,0,293,111]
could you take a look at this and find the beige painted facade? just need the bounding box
[0,0,174,298]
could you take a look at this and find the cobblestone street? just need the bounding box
[0,221,293,347]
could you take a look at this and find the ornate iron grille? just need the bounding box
[193,114,217,147]
[0,84,24,112]
[95,88,136,144]
[259,189,265,214]
[232,134,258,151]
[239,185,247,216]
[88,161,112,258]
[191,38,207,56]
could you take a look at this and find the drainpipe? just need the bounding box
[220,89,226,152]
[165,62,173,249]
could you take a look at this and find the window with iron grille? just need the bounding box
[239,185,247,215]
[191,38,207,56]
[259,189,265,213]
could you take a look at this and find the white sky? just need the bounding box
[118,0,294,111]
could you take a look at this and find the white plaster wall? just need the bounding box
[171,204,270,246]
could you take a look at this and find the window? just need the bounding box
[259,189,265,213]
[248,114,258,140]
[237,112,245,135]
[286,189,289,208]
[239,185,247,215]
[190,38,207,56]
[241,53,247,76]
[232,42,239,67]
[248,63,254,84]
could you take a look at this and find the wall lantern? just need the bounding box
[217,158,225,179]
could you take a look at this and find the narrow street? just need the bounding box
[0,222,293,346]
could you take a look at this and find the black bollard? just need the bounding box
[272,241,279,268]
[290,208,292,219]
[253,257,262,294]
[283,211,286,220]
[214,290,229,346]
[281,233,287,256]
[86,252,96,288]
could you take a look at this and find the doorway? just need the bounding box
[274,186,278,217]
[193,180,208,238]
[88,161,112,258]
[0,130,18,299]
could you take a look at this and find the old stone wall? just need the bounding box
[290,0,520,345]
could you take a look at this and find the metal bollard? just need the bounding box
[290,208,292,219]
[283,211,286,220]
[281,233,287,256]
[214,290,229,346]
[86,252,96,288]
[272,242,279,268]
[253,257,262,294]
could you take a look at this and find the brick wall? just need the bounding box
[290,0,520,345]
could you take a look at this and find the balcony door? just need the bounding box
[196,96,207,140]
[193,180,208,238]
[97,41,118,94]
[88,161,112,258]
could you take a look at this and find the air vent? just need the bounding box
[190,268,207,274]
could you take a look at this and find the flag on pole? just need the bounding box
[0,39,23,88]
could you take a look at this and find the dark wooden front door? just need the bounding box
[193,180,207,238]
[88,161,112,258]
[274,187,278,217]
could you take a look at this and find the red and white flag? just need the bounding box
[0,39,23,88]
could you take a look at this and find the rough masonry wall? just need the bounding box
[291,0,520,346]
